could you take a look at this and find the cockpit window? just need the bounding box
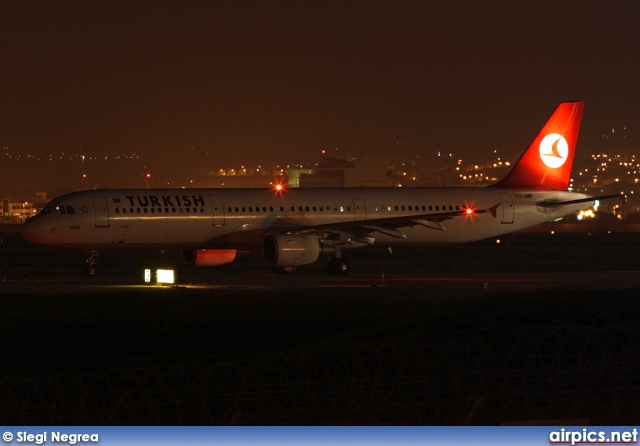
[41,205,75,214]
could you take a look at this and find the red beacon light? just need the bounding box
[465,207,474,215]
[273,183,285,193]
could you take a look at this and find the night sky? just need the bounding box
[2,1,639,190]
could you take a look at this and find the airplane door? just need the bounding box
[353,199,367,221]
[208,195,225,226]
[499,193,514,224]
[91,195,110,227]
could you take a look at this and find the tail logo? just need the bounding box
[539,133,568,169]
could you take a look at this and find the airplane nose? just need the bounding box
[21,217,42,244]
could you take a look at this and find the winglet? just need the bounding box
[491,102,585,190]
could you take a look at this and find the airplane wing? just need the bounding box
[265,203,501,240]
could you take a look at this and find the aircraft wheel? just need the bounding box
[84,265,97,276]
[328,258,350,275]
[273,266,297,274]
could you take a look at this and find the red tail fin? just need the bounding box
[491,101,585,190]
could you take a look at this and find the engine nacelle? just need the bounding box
[181,249,237,266]
[263,234,322,267]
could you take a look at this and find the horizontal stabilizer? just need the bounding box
[537,194,621,208]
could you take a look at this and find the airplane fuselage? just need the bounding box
[23,186,592,251]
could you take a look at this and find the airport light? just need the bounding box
[156,269,175,284]
[144,268,175,285]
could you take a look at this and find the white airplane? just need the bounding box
[22,101,616,276]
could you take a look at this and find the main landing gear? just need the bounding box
[83,249,99,276]
[273,266,297,274]
[272,256,351,275]
[327,257,350,275]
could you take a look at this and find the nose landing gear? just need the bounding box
[83,249,99,276]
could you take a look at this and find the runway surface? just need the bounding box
[5,268,640,297]
[2,231,640,425]
[3,231,640,293]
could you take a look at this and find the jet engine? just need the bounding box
[262,234,322,267]
[181,249,237,266]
